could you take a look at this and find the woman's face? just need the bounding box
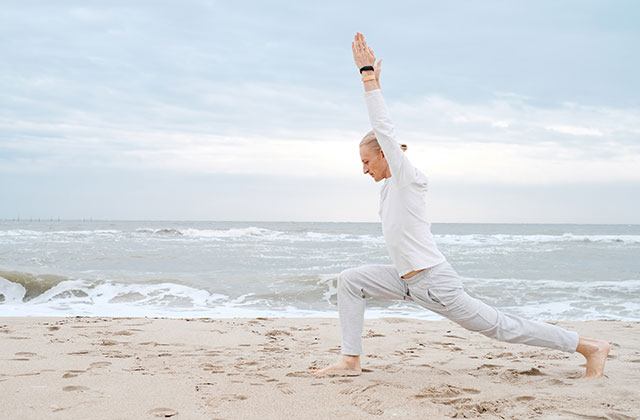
[359,145,388,182]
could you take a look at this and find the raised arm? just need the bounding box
[352,32,416,187]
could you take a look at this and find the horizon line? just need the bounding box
[0,218,638,226]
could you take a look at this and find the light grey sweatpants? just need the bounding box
[338,260,580,356]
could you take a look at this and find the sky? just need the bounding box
[1,0,639,223]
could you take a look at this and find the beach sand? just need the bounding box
[1,317,638,419]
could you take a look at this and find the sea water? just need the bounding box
[1,221,638,320]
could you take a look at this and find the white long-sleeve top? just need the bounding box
[364,89,446,276]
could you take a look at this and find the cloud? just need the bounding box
[1,1,639,222]
[2,84,639,187]
[545,125,603,137]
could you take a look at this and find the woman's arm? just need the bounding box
[352,33,416,186]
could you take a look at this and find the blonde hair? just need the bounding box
[359,130,407,152]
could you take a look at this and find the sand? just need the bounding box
[0,316,638,419]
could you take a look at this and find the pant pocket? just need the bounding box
[426,289,446,308]
[410,283,461,311]
[427,286,464,309]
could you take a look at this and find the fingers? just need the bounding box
[353,32,367,51]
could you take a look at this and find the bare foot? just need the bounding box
[312,355,362,378]
[576,336,611,378]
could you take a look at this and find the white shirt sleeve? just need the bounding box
[364,89,417,187]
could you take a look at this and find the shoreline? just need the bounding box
[1,317,638,419]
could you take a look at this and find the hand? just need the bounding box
[352,32,376,70]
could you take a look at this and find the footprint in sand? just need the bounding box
[62,385,90,392]
[201,363,225,374]
[206,394,248,409]
[352,394,384,416]
[415,363,452,376]
[259,344,286,354]
[147,407,178,418]
[378,364,403,373]
[413,383,501,416]
[234,360,259,369]
[515,367,546,376]
[453,398,511,418]
[89,361,112,369]
[331,378,354,384]
[345,382,409,416]
[265,329,291,338]
[113,330,135,336]
[339,384,386,414]
[413,384,480,400]
[432,341,463,351]
[515,395,536,401]
[102,350,132,359]
[483,351,514,360]
[544,377,570,386]
[339,384,378,395]
[67,350,90,355]
[498,367,546,382]
[62,370,86,378]
[97,339,120,346]
[517,350,569,360]
[276,382,294,395]
[286,371,312,378]
[468,363,503,378]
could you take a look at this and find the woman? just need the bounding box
[313,32,610,379]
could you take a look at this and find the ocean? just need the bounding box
[1,221,639,320]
